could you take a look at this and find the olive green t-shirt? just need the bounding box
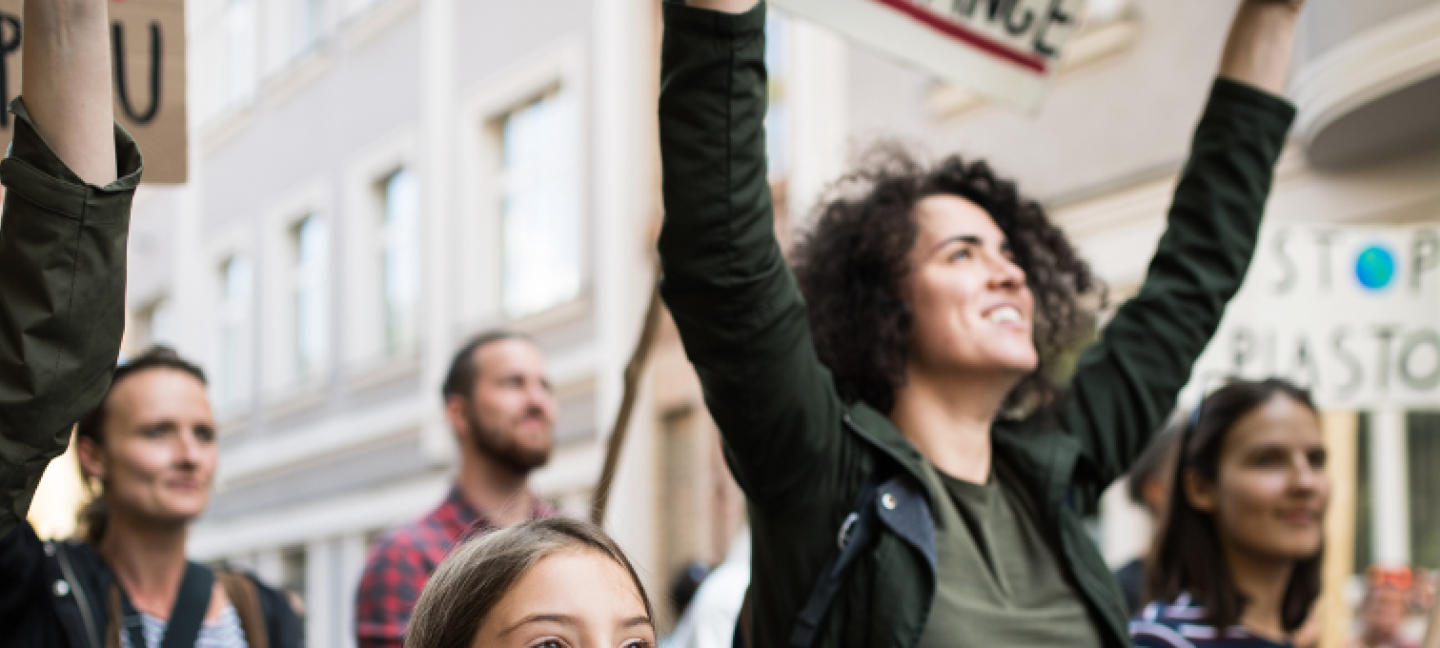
[915,458,1104,647]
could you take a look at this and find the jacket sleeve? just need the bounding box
[658,1,845,506]
[0,98,142,539]
[1060,80,1296,504]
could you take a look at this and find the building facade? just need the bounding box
[123,0,670,643]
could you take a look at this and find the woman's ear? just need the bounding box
[76,434,107,483]
[1183,468,1217,514]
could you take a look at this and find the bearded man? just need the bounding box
[355,332,559,648]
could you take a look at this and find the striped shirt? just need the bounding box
[1130,594,1290,648]
[118,603,249,648]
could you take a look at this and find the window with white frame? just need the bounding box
[131,298,176,353]
[150,300,176,348]
[223,0,258,108]
[194,0,256,123]
[1355,411,1440,572]
[494,88,581,319]
[766,10,792,179]
[291,0,324,58]
[292,215,329,381]
[343,0,384,21]
[379,169,419,355]
[1407,413,1440,570]
[217,254,254,411]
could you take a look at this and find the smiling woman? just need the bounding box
[1135,379,1329,648]
[405,517,655,648]
[657,0,1305,645]
[68,347,304,648]
[793,145,1096,420]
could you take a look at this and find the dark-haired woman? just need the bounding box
[657,0,1305,646]
[1132,379,1328,648]
[3,347,304,647]
[406,517,655,648]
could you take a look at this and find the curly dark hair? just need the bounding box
[792,145,1102,414]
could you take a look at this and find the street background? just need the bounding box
[23,0,1440,645]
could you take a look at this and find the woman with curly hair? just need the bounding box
[657,0,1306,646]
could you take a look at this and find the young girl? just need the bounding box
[405,517,655,648]
[1134,379,1330,648]
[657,0,1306,645]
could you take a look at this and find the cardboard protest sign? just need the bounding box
[0,0,187,183]
[773,0,1086,111]
[1188,224,1440,409]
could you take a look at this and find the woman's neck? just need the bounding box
[97,510,190,618]
[889,368,1014,483]
[1226,547,1296,642]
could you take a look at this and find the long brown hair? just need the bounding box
[405,517,654,648]
[73,346,207,543]
[1146,378,1322,631]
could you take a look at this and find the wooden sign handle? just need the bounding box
[590,278,665,526]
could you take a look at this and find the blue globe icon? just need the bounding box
[1355,245,1396,290]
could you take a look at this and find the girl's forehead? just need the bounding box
[496,549,649,619]
[1224,396,1322,449]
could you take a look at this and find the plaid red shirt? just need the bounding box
[354,486,557,648]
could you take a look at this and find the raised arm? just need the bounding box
[1058,0,1302,504]
[23,0,118,185]
[0,0,142,539]
[658,0,844,505]
[1220,0,1304,96]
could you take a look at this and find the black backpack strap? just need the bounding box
[118,562,214,648]
[53,541,106,648]
[788,466,892,647]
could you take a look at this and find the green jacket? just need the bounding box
[656,3,1295,647]
[0,99,141,540]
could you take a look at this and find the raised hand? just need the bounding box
[1219,0,1306,96]
[22,0,118,186]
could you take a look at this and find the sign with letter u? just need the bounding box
[0,0,187,183]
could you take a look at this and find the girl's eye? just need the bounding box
[531,640,568,648]
[950,247,972,261]
[621,641,653,648]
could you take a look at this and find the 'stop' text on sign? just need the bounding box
[1189,224,1440,409]
[0,0,187,184]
